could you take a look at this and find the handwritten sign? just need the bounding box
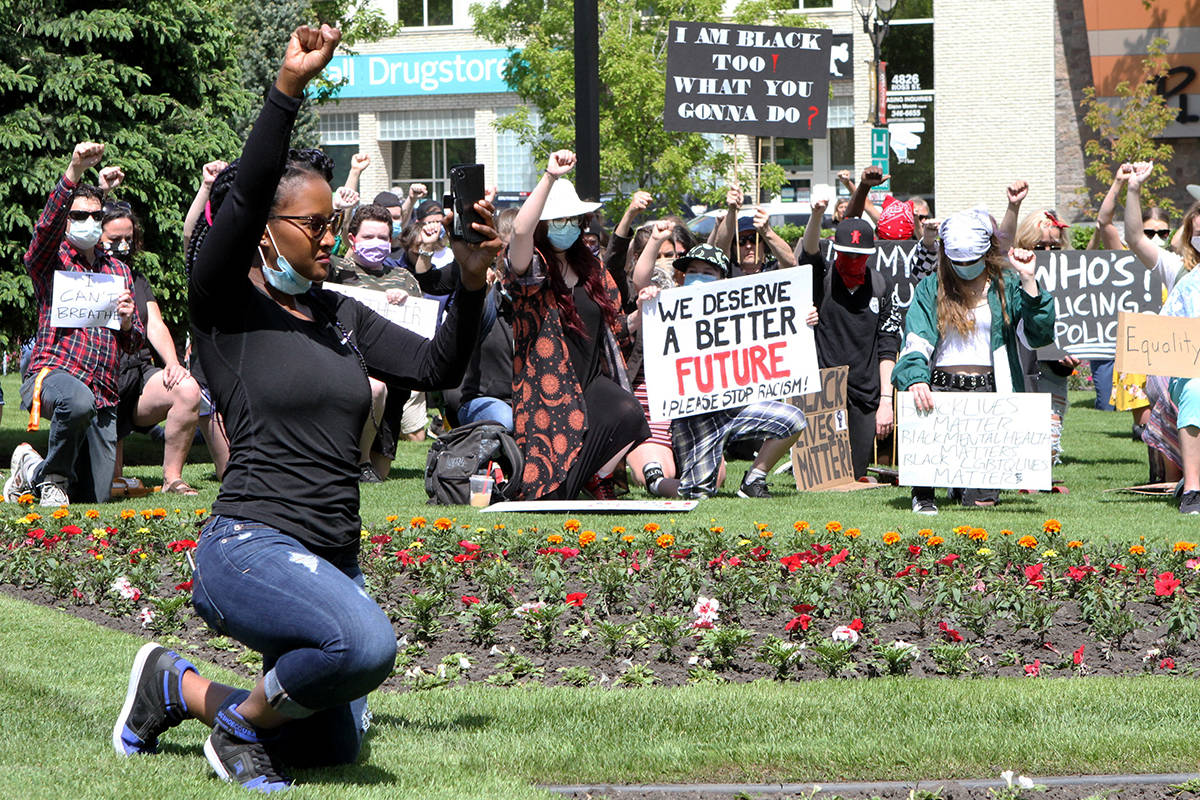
[896,392,1053,491]
[50,271,125,330]
[788,367,854,490]
[642,269,819,421]
[664,21,832,138]
[1115,311,1200,378]
[819,243,1162,359]
[323,283,439,340]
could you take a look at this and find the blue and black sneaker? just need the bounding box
[204,706,293,793]
[112,642,197,755]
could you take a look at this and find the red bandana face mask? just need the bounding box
[834,252,869,289]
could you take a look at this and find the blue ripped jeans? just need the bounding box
[192,515,397,766]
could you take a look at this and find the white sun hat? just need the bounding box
[1187,184,1200,202]
[539,178,602,221]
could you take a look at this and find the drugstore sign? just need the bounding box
[323,50,515,97]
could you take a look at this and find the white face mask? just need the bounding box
[66,218,102,251]
[1191,233,1200,253]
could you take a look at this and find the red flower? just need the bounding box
[672,548,693,559]
[369,534,392,545]
[792,603,815,613]
[28,528,44,539]
[1065,565,1095,582]
[937,621,963,643]
[461,595,481,605]
[813,543,833,554]
[780,553,805,573]
[1072,644,1084,666]
[459,540,481,552]
[1024,659,1041,676]
[848,618,863,632]
[936,553,960,566]
[1024,563,1046,589]
[175,581,194,592]
[60,524,82,536]
[784,614,812,632]
[1155,571,1182,597]
[895,564,915,578]
[565,592,587,607]
[416,553,432,564]
[749,545,771,561]
[908,544,922,557]
[168,539,198,553]
[396,549,416,566]
[1160,657,1176,670]
[1109,563,1126,572]
[827,548,848,568]
[453,552,477,564]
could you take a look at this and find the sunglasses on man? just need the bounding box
[67,209,106,222]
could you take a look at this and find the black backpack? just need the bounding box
[424,420,524,505]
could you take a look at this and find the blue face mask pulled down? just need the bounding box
[546,219,581,250]
[951,257,987,281]
[683,272,718,286]
[259,224,312,295]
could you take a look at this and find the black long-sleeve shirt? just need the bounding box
[190,87,482,556]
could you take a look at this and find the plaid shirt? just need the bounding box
[672,401,806,497]
[24,176,143,408]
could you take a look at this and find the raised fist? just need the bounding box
[546,150,576,177]
[859,165,886,188]
[72,142,105,172]
[627,190,652,215]
[350,153,370,172]
[98,166,124,194]
[1007,247,1037,279]
[277,25,342,97]
[1006,180,1029,206]
[202,160,228,188]
[333,186,359,210]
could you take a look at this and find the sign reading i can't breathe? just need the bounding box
[51,270,125,330]
[642,269,820,422]
[664,21,832,138]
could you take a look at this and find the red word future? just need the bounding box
[676,342,790,394]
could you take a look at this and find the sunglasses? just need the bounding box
[68,209,105,222]
[270,212,341,239]
[1032,242,1061,251]
[1145,229,1170,239]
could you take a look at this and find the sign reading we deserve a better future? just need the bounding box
[50,271,125,330]
[642,269,819,422]
[1115,311,1200,378]
[664,21,832,138]
[897,392,1053,491]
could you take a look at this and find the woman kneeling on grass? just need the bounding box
[111,25,500,792]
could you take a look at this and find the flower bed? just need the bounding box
[2,502,1199,688]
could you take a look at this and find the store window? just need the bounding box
[396,0,453,27]
[494,107,542,194]
[319,113,359,189]
[380,109,475,201]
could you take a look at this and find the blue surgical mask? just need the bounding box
[259,224,312,295]
[684,272,719,286]
[66,218,102,251]
[951,258,987,281]
[546,219,581,250]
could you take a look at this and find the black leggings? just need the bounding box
[545,376,649,500]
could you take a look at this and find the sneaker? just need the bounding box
[112,642,198,755]
[737,476,771,498]
[5,443,42,502]
[912,496,939,515]
[584,474,618,501]
[357,463,382,484]
[37,476,69,507]
[204,712,292,793]
[641,464,665,493]
[1180,490,1200,515]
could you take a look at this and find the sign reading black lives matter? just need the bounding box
[664,21,832,138]
[818,241,1164,360]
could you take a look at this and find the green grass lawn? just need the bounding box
[3,592,1200,799]
[4,372,1200,798]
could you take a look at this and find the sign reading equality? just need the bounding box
[1115,311,1200,379]
[664,21,832,138]
[897,391,1053,491]
[642,269,820,422]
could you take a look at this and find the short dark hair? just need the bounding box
[349,203,393,236]
[71,184,105,204]
[101,203,143,254]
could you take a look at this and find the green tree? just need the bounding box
[0,0,252,350]
[1080,39,1177,218]
[471,0,802,217]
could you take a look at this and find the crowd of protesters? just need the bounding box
[0,19,1193,797]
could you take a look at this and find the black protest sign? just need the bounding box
[817,242,1163,359]
[664,21,832,138]
[788,367,854,490]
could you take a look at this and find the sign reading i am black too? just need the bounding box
[664,21,832,138]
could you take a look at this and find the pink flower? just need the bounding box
[693,596,720,618]
[459,540,481,552]
[1186,558,1200,571]
[111,577,141,602]
[1024,659,1041,677]
[937,621,963,643]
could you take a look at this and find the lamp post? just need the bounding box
[574,0,600,202]
[855,0,900,126]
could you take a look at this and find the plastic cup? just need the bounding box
[469,475,494,507]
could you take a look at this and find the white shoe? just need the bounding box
[5,443,42,502]
[37,477,69,507]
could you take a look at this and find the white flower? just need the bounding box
[831,625,860,644]
[136,607,155,627]
[111,576,141,602]
[692,596,720,618]
[1017,776,1035,789]
[458,655,472,671]
[1000,770,1015,788]
[514,601,546,617]
[890,640,920,660]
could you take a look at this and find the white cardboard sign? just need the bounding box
[896,391,1053,491]
[323,283,439,340]
[481,499,700,514]
[50,271,125,330]
[642,269,820,421]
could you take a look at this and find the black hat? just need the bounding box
[832,218,875,254]
[373,191,402,208]
[415,199,444,221]
[673,243,731,278]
